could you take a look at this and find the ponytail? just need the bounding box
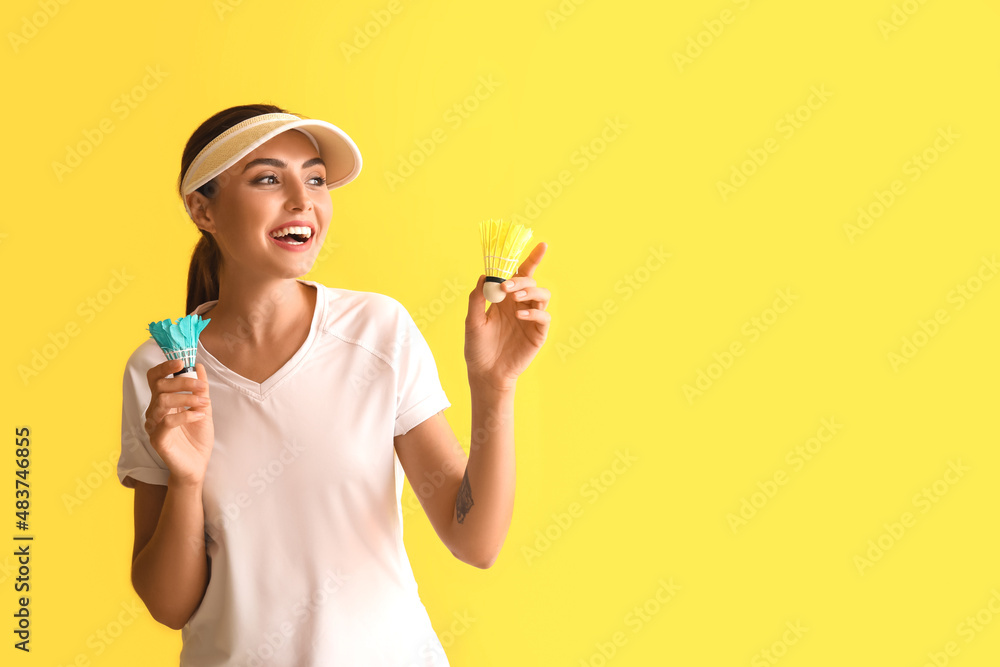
[186,229,223,314]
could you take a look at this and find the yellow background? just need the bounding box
[2,0,998,664]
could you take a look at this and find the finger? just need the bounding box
[502,276,536,294]
[155,409,207,436]
[145,396,206,432]
[467,274,488,325]
[151,392,208,417]
[147,403,205,439]
[511,286,550,307]
[153,373,207,397]
[147,358,184,387]
[516,242,547,279]
[193,363,210,397]
[515,308,552,327]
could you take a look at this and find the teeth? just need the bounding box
[269,225,313,239]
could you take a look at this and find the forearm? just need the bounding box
[131,478,209,630]
[451,381,516,568]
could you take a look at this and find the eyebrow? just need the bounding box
[242,157,326,173]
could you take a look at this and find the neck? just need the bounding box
[202,273,315,348]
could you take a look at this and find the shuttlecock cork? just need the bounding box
[147,314,210,375]
[480,218,533,303]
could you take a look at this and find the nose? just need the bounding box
[284,177,313,213]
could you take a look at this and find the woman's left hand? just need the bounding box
[465,242,551,392]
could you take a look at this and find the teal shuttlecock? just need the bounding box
[147,314,211,375]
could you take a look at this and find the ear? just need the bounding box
[186,191,217,233]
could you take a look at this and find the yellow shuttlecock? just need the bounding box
[479,218,533,303]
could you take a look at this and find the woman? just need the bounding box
[116,103,550,665]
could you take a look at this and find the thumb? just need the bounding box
[467,274,488,327]
[194,362,211,416]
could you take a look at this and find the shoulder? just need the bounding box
[118,337,165,402]
[314,282,412,331]
[123,337,167,378]
[312,283,421,365]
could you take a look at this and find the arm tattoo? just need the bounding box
[456,468,474,523]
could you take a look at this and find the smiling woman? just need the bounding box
[117,103,551,666]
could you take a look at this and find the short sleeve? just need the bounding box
[117,343,171,488]
[393,303,451,437]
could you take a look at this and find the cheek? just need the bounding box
[316,196,333,220]
[215,201,265,249]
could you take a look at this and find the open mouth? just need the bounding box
[268,225,314,248]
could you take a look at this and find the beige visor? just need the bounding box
[180,112,362,219]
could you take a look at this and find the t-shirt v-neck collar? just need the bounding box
[192,279,325,401]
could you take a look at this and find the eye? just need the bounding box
[252,173,326,186]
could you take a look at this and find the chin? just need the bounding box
[290,259,318,276]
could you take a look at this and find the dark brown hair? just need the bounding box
[178,103,296,314]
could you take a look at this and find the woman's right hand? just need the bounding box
[144,359,214,487]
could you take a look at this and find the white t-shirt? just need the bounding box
[118,279,453,666]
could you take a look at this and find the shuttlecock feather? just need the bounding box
[480,218,533,303]
[147,314,210,375]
